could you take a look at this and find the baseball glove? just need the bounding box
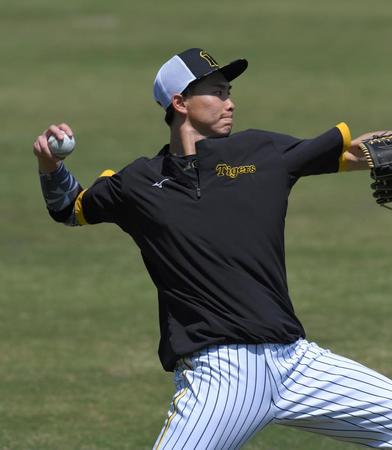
[359,134,392,209]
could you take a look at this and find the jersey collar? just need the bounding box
[157,137,224,168]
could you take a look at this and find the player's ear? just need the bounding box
[172,94,188,115]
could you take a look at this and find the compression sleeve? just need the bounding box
[39,162,83,226]
[40,162,126,227]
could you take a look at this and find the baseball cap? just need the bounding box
[153,48,248,110]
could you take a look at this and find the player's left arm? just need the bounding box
[340,127,392,172]
[280,123,392,177]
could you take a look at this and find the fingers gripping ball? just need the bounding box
[48,134,75,159]
[359,134,392,209]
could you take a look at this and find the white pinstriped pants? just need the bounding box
[153,339,392,449]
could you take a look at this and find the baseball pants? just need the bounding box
[153,339,392,449]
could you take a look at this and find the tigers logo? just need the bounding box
[216,163,256,179]
[200,51,219,68]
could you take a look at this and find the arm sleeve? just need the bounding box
[279,122,351,179]
[39,162,83,225]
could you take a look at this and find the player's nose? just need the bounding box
[225,97,235,111]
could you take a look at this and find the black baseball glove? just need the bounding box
[359,134,392,209]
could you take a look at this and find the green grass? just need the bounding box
[2,0,392,448]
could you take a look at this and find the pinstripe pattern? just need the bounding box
[154,388,189,450]
[153,340,392,449]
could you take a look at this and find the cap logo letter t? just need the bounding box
[200,51,219,68]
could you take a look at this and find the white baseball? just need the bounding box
[48,134,76,159]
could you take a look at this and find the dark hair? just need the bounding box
[164,81,197,127]
[164,106,175,126]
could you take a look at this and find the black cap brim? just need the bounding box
[185,58,248,91]
[219,58,248,82]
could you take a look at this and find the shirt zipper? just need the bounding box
[194,160,201,199]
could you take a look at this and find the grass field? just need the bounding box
[1,0,392,448]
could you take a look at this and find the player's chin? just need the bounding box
[213,124,233,138]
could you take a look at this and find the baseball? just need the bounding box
[48,134,75,159]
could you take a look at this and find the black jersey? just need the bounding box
[75,125,348,371]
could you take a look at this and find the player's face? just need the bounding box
[184,72,235,138]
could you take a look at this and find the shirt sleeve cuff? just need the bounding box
[336,122,352,172]
[74,189,88,225]
[99,169,116,178]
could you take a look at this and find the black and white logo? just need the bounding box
[152,178,170,189]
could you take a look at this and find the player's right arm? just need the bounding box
[33,123,72,173]
[34,123,124,227]
[34,123,83,226]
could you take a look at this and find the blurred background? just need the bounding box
[1,0,392,448]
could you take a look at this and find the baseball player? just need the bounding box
[34,48,392,449]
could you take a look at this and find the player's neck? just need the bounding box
[169,122,206,156]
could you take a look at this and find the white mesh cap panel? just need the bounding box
[153,55,196,110]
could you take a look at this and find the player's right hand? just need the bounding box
[33,123,75,173]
